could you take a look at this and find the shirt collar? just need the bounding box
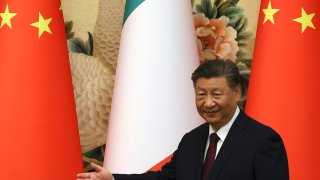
[209,106,240,142]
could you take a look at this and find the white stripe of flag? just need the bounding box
[104,0,203,173]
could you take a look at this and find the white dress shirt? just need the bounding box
[203,106,240,161]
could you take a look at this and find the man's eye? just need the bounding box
[213,93,222,97]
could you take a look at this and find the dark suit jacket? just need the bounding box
[113,111,289,180]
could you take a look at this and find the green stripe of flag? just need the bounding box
[123,0,144,24]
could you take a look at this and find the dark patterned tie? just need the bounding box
[202,133,220,180]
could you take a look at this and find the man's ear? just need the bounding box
[234,84,242,101]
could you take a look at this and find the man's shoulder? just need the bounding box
[181,122,208,139]
[239,111,281,138]
[190,122,208,133]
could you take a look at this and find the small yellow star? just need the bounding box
[0,4,17,28]
[262,1,280,24]
[293,8,315,33]
[30,12,52,37]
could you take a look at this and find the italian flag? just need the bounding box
[104,0,203,173]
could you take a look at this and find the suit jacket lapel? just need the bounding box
[208,111,249,180]
[190,124,210,180]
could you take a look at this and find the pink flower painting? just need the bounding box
[194,13,239,63]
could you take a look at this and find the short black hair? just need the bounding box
[191,60,240,89]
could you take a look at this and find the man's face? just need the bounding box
[195,77,240,131]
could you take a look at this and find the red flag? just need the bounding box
[246,0,320,179]
[0,1,83,179]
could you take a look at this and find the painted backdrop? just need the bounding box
[61,0,260,171]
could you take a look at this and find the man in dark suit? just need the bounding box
[77,60,289,180]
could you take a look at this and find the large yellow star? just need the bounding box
[0,4,17,28]
[293,8,315,33]
[262,1,280,24]
[30,12,52,37]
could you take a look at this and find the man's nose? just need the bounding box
[204,96,215,107]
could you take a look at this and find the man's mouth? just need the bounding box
[204,110,218,116]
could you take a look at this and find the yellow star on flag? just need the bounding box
[30,12,52,37]
[293,8,315,33]
[263,1,280,24]
[0,4,17,28]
